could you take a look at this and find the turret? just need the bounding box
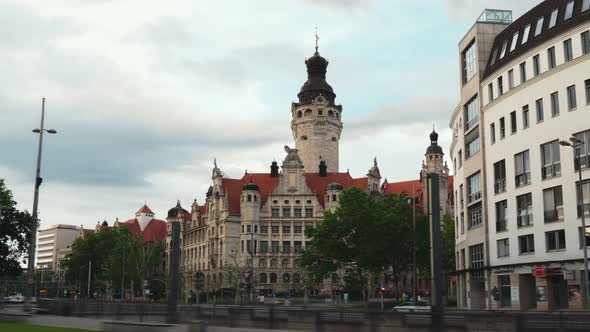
[367,157,382,193]
[240,179,260,222]
[325,182,343,211]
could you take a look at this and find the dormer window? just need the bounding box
[565,1,574,21]
[521,24,531,44]
[535,17,544,37]
[548,9,558,29]
[510,32,519,52]
[499,40,508,59]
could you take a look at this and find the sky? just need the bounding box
[0,0,543,230]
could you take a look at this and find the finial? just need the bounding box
[214,158,218,168]
[176,199,181,207]
[315,25,319,54]
[432,123,436,132]
[373,157,378,168]
[245,169,248,175]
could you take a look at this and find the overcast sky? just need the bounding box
[1,0,542,230]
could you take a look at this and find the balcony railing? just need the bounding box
[542,164,561,179]
[465,116,479,132]
[282,246,291,253]
[515,172,531,187]
[575,155,589,171]
[494,179,506,194]
[517,214,533,227]
[578,203,590,218]
[468,191,481,204]
[496,219,507,232]
[544,206,564,223]
[271,246,280,253]
[259,247,269,254]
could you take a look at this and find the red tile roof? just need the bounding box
[82,229,95,236]
[199,205,207,215]
[118,218,167,244]
[304,173,368,206]
[382,176,454,211]
[223,174,281,215]
[136,204,155,215]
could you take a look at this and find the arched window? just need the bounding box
[219,272,223,286]
[331,137,337,142]
[293,273,301,284]
[270,273,277,283]
[259,259,267,268]
[304,109,312,116]
[328,110,334,117]
[247,195,252,202]
[297,110,302,118]
[270,259,278,268]
[332,194,337,202]
[283,273,290,283]
[281,258,289,268]
[260,273,267,283]
[254,195,257,202]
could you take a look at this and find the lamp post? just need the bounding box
[25,98,57,311]
[560,136,589,309]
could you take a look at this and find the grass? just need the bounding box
[0,323,93,332]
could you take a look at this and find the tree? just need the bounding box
[301,187,422,305]
[441,215,456,274]
[224,246,251,304]
[0,179,35,278]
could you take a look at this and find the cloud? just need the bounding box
[303,0,370,10]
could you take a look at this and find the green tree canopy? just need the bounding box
[0,179,34,278]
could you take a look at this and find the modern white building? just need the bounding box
[37,224,82,272]
[452,0,590,311]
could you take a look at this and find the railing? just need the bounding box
[544,206,564,222]
[515,172,530,187]
[468,191,481,204]
[575,155,589,171]
[518,214,533,227]
[578,203,590,218]
[542,164,561,179]
[494,179,506,194]
[282,247,291,253]
[465,116,479,132]
[496,219,507,232]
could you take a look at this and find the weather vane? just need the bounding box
[315,25,319,53]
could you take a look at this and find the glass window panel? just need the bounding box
[522,24,531,44]
[535,17,544,36]
[510,32,519,52]
[549,9,558,29]
[565,1,574,20]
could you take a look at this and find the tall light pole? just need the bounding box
[560,136,589,309]
[25,98,57,311]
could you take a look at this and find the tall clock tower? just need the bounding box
[291,41,343,173]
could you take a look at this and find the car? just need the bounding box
[8,295,24,304]
[393,301,431,312]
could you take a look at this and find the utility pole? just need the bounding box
[87,260,92,298]
[428,173,443,331]
[121,251,125,301]
[412,183,418,303]
[250,231,254,303]
[167,221,181,323]
[25,98,57,311]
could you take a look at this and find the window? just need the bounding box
[574,129,590,170]
[490,123,496,144]
[517,193,533,227]
[271,225,279,234]
[551,92,560,116]
[260,225,268,234]
[499,117,506,139]
[497,238,510,257]
[548,9,558,29]
[305,207,313,217]
[565,1,574,21]
[579,227,590,248]
[522,24,531,44]
[469,244,484,278]
[294,225,302,234]
[494,160,506,194]
[506,70,514,90]
[247,225,251,233]
[271,241,280,253]
[496,200,508,232]
[584,32,590,55]
[282,226,290,234]
[462,40,477,82]
[546,230,566,251]
[467,172,481,203]
[464,96,478,131]
[586,80,590,105]
[520,62,527,83]
[535,17,544,37]
[260,241,269,253]
[515,150,531,187]
[577,180,590,217]
[499,40,508,59]
[536,98,544,122]
[567,85,577,110]
[465,131,480,158]
[523,105,530,129]
[282,207,290,218]
[548,47,556,69]
[294,241,302,253]
[282,241,291,253]
[510,32,519,52]
[533,54,540,76]
[519,234,535,254]
[269,273,277,283]
[543,186,563,222]
[490,48,498,66]
[510,111,517,133]
[541,140,561,179]
[584,0,590,12]
[294,207,302,218]
[468,203,482,229]
[271,208,279,217]
[497,76,504,96]
[488,83,494,102]
[459,184,464,213]
[564,39,573,62]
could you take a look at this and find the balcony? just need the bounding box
[494,179,506,194]
[477,9,513,24]
[544,206,564,223]
[517,214,533,227]
[515,172,531,187]
[578,203,590,218]
[465,116,479,132]
[542,164,561,179]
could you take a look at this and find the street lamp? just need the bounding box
[560,136,588,309]
[25,98,57,311]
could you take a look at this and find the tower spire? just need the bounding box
[315,25,319,54]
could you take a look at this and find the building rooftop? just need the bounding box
[483,0,590,79]
[477,9,513,24]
